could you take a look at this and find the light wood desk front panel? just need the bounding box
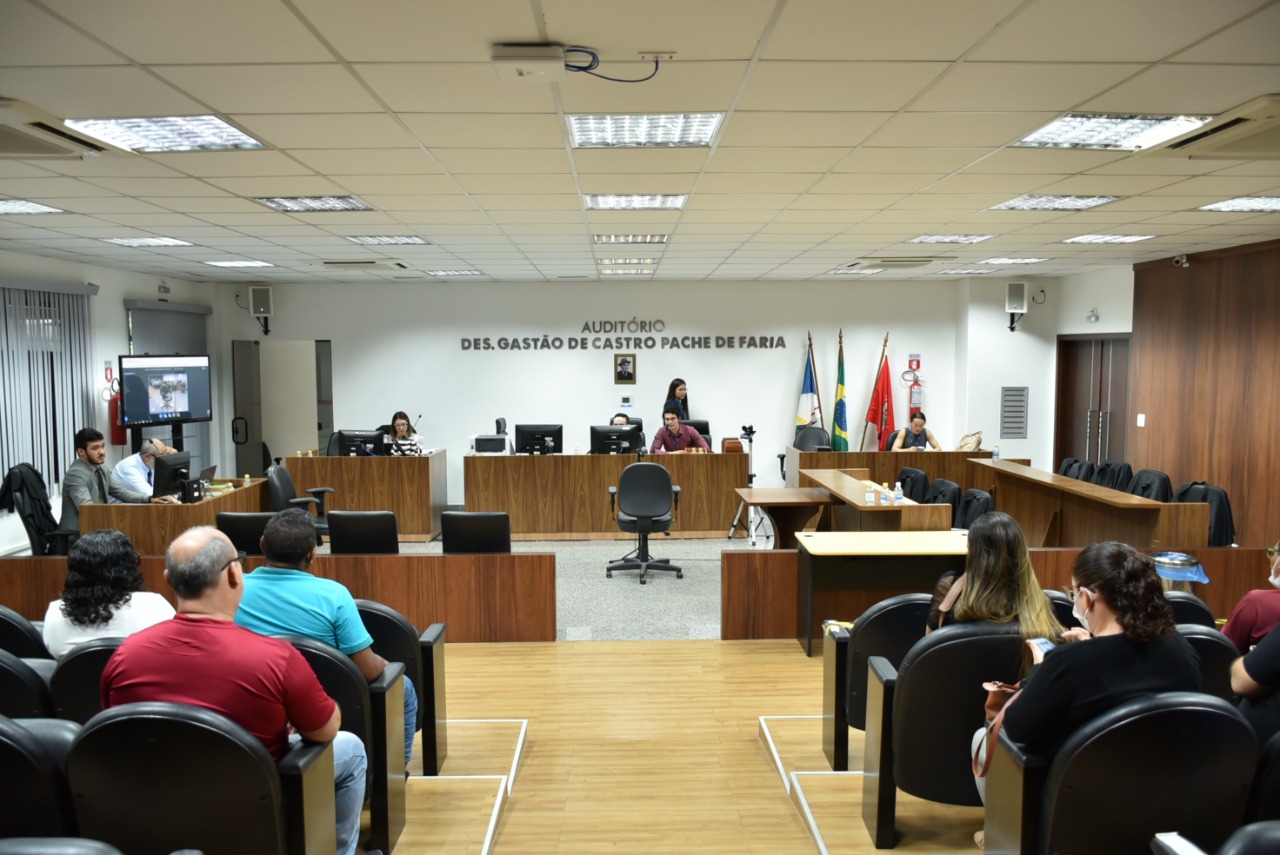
[287,451,448,538]
[800,469,952,533]
[464,453,748,535]
[788,450,1022,491]
[79,481,269,555]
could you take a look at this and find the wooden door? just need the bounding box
[1054,337,1130,469]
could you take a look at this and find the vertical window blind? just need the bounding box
[0,286,95,486]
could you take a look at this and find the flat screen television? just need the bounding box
[589,424,644,455]
[513,424,562,455]
[151,449,193,498]
[119,354,213,429]
[336,429,384,456]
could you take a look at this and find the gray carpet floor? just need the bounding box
[321,519,777,642]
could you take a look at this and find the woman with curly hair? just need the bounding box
[42,529,174,658]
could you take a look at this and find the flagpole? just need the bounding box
[808,332,823,426]
[859,331,890,451]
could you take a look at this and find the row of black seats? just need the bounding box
[1059,458,1237,545]
[835,593,1277,853]
[894,467,992,530]
[215,508,513,555]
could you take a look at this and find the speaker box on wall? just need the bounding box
[1005,282,1028,313]
[248,285,273,318]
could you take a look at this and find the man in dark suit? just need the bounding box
[615,357,634,381]
[60,427,175,537]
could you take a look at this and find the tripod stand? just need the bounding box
[727,425,766,545]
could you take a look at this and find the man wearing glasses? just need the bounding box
[102,526,374,855]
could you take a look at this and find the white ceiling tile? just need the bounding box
[231,114,419,150]
[695,174,821,194]
[1148,175,1280,196]
[0,177,118,198]
[1176,3,1280,63]
[740,63,949,112]
[810,174,946,194]
[356,64,556,113]
[706,148,849,173]
[357,195,480,211]
[399,114,565,148]
[788,194,907,210]
[146,150,317,178]
[431,149,571,174]
[577,174,697,194]
[966,148,1129,174]
[910,63,1143,111]
[559,62,749,113]
[867,113,1057,148]
[454,174,580,195]
[543,0,777,61]
[203,176,347,197]
[0,66,204,118]
[469,194,582,211]
[1080,64,1280,115]
[0,0,126,65]
[924,173,1066,194]
[719,112,892,147]
[155,65,384,114]
[326,175,465,196]
[289,149,444,176]
[684,194,800,210]
[573,149,709,174]
[832,148,991,173]
[137,197,266,213]
[1034,175,1186,195]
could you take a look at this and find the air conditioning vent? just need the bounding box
[851,256,956,269]
[1145,94,1280,160]
[313,260,410,270]
[0,98,128,159]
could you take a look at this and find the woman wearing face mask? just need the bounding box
[1221,538,1280,653]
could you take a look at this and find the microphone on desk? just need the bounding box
[413,413,422,430]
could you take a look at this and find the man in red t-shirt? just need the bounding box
[102,526,374,855]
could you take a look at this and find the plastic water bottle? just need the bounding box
[992,444,1001,461]
[242,473,251,488]
[893,481,904,505]
[864,484,875,505]
[880,482,891,505]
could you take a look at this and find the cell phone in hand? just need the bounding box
[1030,637,1056,655]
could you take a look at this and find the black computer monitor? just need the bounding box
[513,424,563,454]
[683,419,710,440]
[589,424,644,455]
[151,449,193,498]
[336,429,383,456]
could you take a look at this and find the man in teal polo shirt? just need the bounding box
[235,508,419,767]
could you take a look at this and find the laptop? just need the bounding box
[197,464,217,483]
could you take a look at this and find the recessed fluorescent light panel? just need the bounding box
[427,270,484,277]
[938,268,998,275]
[102,237,193,247]
[1062,234,1154,244]
[825,268,884,276]
[569,113,723,148]
[979,258,1047,265]
[0,200,65,214]
[992,195,1120,211]
[255,196,373,212]
[585,195,687,210]
[1014,113,1211,151]
[908,234,994,244]
[593,234,670,244]
[601,268,655,275]
[64,115,265,152]
[598,257,658,265]
[345,235,429,245]
[204,260,274,267]
[1198,197,1280,213]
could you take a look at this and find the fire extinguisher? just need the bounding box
[108,378,126,445]
[904,353,924,418]
[909,378,923,417]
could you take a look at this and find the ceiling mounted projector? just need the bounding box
[491,44,566,82]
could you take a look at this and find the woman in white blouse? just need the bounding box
[42,529,174,658]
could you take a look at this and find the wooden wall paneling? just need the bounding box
[720,549,797,639]
[287,455,446,537]
[1058,494,1159,548]
[1155,503,1211,549]
[1131,240,1280,546]
[80,481,269,555]
[990,474,1062,547]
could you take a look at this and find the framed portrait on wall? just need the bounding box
[614,353,636,385]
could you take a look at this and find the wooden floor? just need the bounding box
[396,639,980,855]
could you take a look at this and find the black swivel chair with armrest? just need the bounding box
[0,714,81,839]
[983,692,1255,855]
[894,467,928,503]
[328,510,399,554]
[441,511,511,553]
[1042,589,1079,630]
[1126,468,1173,501]
[954,488,993,530]
[1177,624,1240,702]
[882,429,902,451]
[777,425,832,480]
[1173,481,1238,546]
[1164,590,1216,627]
[1062,458,1096,481]
[216,511,275,555]
[266,465,334,539]
[49,638,121,725]
[1089,458,1133,490]
[608,462,682,585]
[0,464,75,557]
[863,622,1024,848]
[67,701,336,855]
[287,636,406,855]
[844,594,932,736]
[1056,457,1080,476]
[0,605,50,659]
[921,478,961,526]
[0,651,54,719]
[357,600,448,776]
[1247,732,1280,822]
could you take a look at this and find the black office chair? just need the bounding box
[1165,590,1216,627]
[954,488,993,530]
[0,465,74,557]
[1126,468,1173,501]
[1043,589,1078,629]
[67,701,335,855]
[1089,459,1133,490]
[778,426,833,479]
[0,606,50,659]
[357,600,447,776]
[287,637,406,855]
[1177,624,1239,702]
[1056,457,1081,476]
[985,693,1255,855]
[0,839,125,855]
[0,715,81,839]
[215,511,275,555]
[1248,733,1280,822]
[265,465,333,538]
[1062,458,1095,481]
[440,511,511,554]
[49,638,121,725]
[683,419,711,443]
[844,594,932,734]
[921,478,961,526]
[0,651,54,719]
[608,462,682,585]
[1173,481,1238,546]
[1153,821,1280,855]
[894,467,928,503]
[324,432,341,456]
[328,510,399,554]
[863,622,1025,847]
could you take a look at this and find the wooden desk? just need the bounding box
[79,480,269,554]
[287,451,448,540]
[788,450,1021,492]
[800,469,952,532]
[973,459,1209,548]
[733,488,839,549]
[795,531,968,655]
[0,552,554,643]
[464,453,748,537]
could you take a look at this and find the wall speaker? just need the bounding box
[248,285,273,318]
[1005,281,1028,313]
